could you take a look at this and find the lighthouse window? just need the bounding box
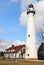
[27,54,29,56]
[28,35,30,37]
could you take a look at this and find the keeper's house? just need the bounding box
[4,45,25,59]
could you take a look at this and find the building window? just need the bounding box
[27,54,29,56]
[28,35,30,37]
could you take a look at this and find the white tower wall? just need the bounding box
[25,4,38,59]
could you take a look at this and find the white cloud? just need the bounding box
[0,39,8,51]
[12,40,25,46]
[19,11,28,25]
[34,0,44,33]
[35,0,44,23]
[0,39,5,44]
[20,0,36,11]
[0,39,14,51]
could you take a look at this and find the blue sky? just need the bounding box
[0,0,44,44]
[0,0,26,42]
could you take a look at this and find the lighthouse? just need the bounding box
[25,4,37,59]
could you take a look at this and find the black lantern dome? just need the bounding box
[29,4,33,8]
[27,4,35,15]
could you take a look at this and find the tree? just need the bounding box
[36,26,44,43]
[38,42,44,60]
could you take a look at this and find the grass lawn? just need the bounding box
[0,59,44,65]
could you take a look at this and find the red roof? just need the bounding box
[5,45,25,53]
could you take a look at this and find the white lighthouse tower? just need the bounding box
[25,4,37,59]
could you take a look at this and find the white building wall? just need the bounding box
[9,53,15,58]
[4,53,9,58]
[16,51,21,58]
